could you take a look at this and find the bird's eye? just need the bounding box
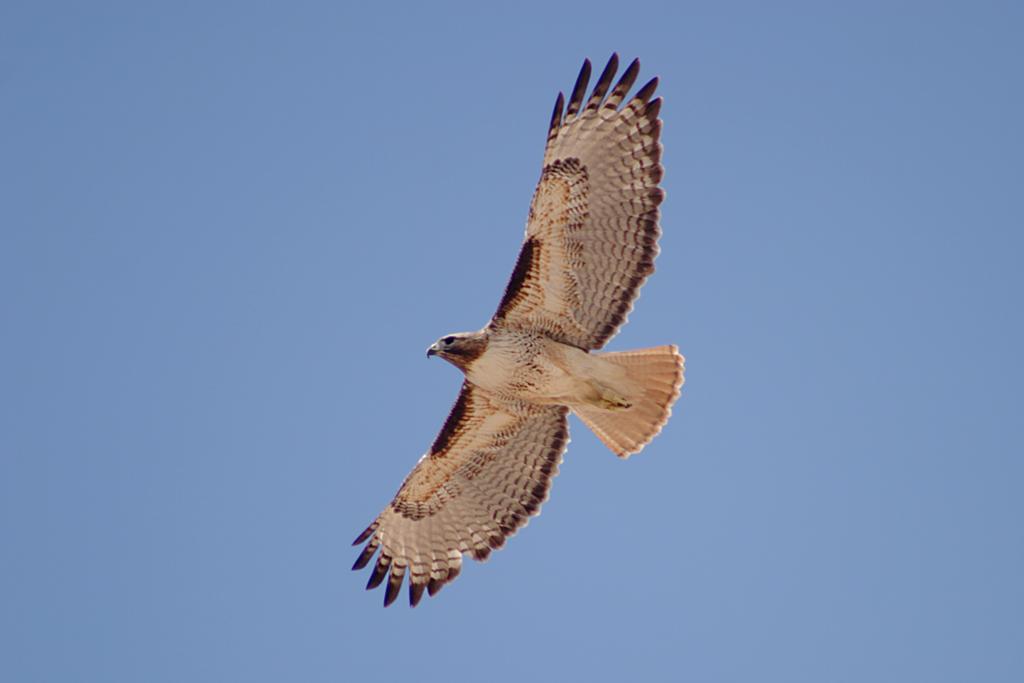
[443,336,456,345]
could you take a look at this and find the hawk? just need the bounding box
[353,54,685,607]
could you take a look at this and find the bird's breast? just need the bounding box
[465,329,578,405]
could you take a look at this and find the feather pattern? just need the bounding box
[352,382,568,606]
[491,54,665,350]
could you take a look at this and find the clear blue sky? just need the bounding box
[2,1,1022,681]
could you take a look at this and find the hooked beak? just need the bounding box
[426,342,440,358]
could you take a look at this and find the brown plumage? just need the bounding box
[353,55,685,607]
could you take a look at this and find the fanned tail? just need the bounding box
[574,345,685,457]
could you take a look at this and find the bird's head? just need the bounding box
[426,331,487,370]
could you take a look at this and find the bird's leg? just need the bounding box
[585,381,632,411]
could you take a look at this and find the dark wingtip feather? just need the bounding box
[366,560,388,590]
[409,581,426,607]
[607,58,640,108]
[646,97,663,120]
[548,92,565,136]
[623,57,640,79]
[383,575,401,607]
[427,578,445,597]
[634,76,659,104]
[566,58,592,116]
[352,525,374,546]
[351,543,376,571]
[585,54,619,110]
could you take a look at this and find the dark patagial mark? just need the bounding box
[493,237,539,320]
[429,383,471,455]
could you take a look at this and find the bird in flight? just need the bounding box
[353,54,685,607]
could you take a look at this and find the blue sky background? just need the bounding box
[3,1,1022,681]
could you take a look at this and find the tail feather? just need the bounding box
[574,345,685,457]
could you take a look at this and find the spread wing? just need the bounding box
[352,382,569,607]
[490,54,664,350]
